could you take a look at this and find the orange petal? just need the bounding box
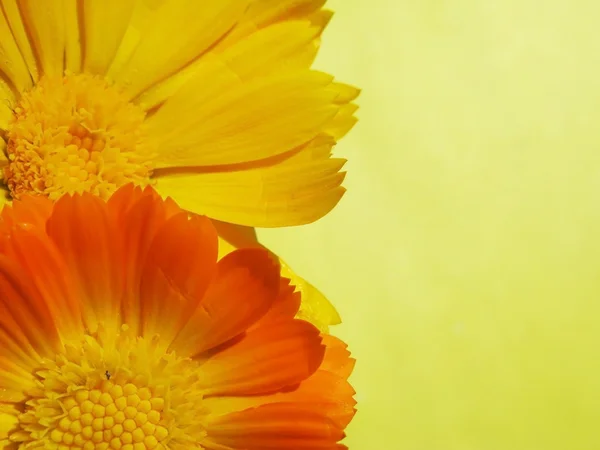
[138,212,218,342]
[106,184,150,220]
[209,221,337,332]
[0,336,39,395]
[3,227,83,341]
[0,254,60,371]
[144,213,218,298]
[204,403,346,450]
[196,319,324,396]
[46,193,123,333]
[0,196,50,254]
[104,185,187,334]
[107,184,181,226]
[0,197,60,393]
[275,371,357,430]
[249,278,301,331]
[203,334,356,429]
[0,194,53,236]
[111,195,172,327]
[170,248,280,357]
[269,336,356,428]
[0,225,84,394]
[318,335,355,379]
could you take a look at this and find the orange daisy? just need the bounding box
[0,0,358,227]
[0,185,355,449]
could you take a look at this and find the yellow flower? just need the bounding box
[0,0,359,227]
[0,185,356,449]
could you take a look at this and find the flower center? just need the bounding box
[44,381,167,449]
[8,325,208,449]
[3,73,156,200]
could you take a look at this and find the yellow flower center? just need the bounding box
[3,73,156,200]
[9,325,208,450]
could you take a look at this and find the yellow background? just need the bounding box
[260,1,600,449]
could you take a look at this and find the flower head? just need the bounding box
[0,185,355,449]
[0,0,359,227]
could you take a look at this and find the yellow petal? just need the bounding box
[0,3,33,94]
[147,70,339,167]
[326,103,359,140]
[219,0,328,47]
[0,145,9,183]
[331,82,361,104]
[136,20,327,111]
[63,0,81,72]
[0,196,11,211]
[0,150,9,206]
[216,20,323,78]
[1,0,39,85]
[325,82,360,139]
[108,0,247,99]
[16,0,69,77]
[247,0,327,22]
[154,135,346,227]
[279,259,342,333]
[0,84,14,130]
[0,411,17,442]
[212,220,259,260]
[80,0,136,75]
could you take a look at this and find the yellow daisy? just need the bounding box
[0,0,358,228]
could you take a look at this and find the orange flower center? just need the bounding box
[9,325,207,449]
[3,73,156,200]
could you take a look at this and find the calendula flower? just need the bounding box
[0,0,358,228]
[0,185,356,449]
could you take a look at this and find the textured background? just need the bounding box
[260,1,600,449]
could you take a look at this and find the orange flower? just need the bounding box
[0,185,355,449]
